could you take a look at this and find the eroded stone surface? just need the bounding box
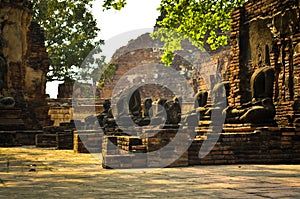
[0,1,50,129]
[0,147,300,198]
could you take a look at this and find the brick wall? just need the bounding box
[0,1,51,129]
[101,126,300,169]
[228,0,300,125]
[48,98,105,126]
[57,81,74,99]
[24,22,51,128]
[101,33,230,106]
[189,127,300,165]
[48,107,73,126]
[74,130,103,153]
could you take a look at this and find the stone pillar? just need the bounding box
[0,1,51,129]
[292,33,300,124]
[25,22,49,101]
[228,7,250,107]
[0,0,32,100]
[24,21,51,128]
[57,80,75,99]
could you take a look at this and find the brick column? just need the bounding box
[228,7,248,107]
[292,33,300,123]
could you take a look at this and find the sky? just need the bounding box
[46,0,161,98]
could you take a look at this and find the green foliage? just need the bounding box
[157,0,245,48]
[32,0,102,81]
[102,0,127,10]
[79,50,106,82]
[151,28,186,66]
[96,63,117,89]
[76,45,117,89]
[102,0,246,65]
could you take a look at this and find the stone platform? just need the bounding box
[0,130,43,147]
[102,126,300,169]
[0,109,25,131]
[73,130,103,153]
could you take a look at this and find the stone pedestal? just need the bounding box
[0,131,17,147]
[73,130,103,153]
[102,135,147,169]
[57,131,74,150]
[101,127,193,169]
[0,109,25,130]
[142,128,191,168]
[35,134,57,148]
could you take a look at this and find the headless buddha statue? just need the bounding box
[224,66,276,124]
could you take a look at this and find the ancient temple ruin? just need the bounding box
[100,33,212,100]
[99,0,300,168]
[228,0,300,126]
[0,1,50,131]
[1,0,300,169]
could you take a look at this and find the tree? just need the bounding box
[103,0,246,65]
[32,0,103,81]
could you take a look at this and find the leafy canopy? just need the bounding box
[103,0,246,65]
[32,0,103,81]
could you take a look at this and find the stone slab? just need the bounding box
[0,109,22,119]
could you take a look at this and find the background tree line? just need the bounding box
[32,0,246,81]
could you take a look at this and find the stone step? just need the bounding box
[0,130,45,146]
[0,131,17,147]
[0,109,22,119]
[0,119,25,130]
[198,120,211,126]
[0,118,24,125]
[195,128,211,134]
[16,130,43,145]
[35,134,57,148]
[56,132,74,150]
[223,126,256,133]
[202,116,211,120]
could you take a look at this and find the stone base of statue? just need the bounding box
[138,117,151,126]
[0,109,25,130]
[0,95,25,130]
[225,98,276,125]
[0,96,15,109]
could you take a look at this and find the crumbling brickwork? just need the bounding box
[228,0,300,126]
[0,0,50,129]
[101,33,229,102]
[25,22,51,128]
